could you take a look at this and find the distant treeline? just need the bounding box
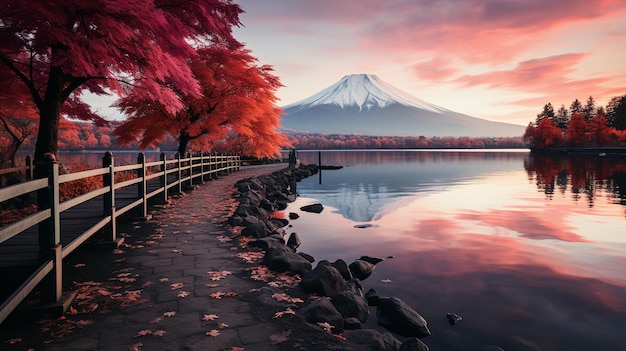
[285,133,525,150]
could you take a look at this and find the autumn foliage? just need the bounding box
[114,45,287,158]
[0,0,242,164]
[523,96,626,151]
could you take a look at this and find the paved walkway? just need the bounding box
[1,164,343,351]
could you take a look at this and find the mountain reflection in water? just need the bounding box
[287,150,626,351]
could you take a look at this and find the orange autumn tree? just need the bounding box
[523,118,563,150]
[114,45,287,158]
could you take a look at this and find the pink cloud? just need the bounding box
[411,57,458,81]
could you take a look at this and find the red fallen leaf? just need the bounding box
[202,314,219,321]
[75,319,94,327]
[170,282,184,290]
[149,316,163,324]
[68,306,78,315]
[229,347,245,351]
[74,263,86,268]
[153,330,166,337]
[163,311,176,317]
[134,329,152,337]
[209,291,225,299]
[218,322,229,329]
[177,291,190,298]
[206,329,220,337]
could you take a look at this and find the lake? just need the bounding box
[285,150,626,351]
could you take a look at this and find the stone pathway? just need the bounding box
[1,164,344,351]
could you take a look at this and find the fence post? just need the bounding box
[103,152,117,241]
[186,152,192,186]
[38,152,62,304]
[199,152,205,183]
[137,153,148,219]
[25,155,33,180]
[160,152,168,202]
[176,153,182,194]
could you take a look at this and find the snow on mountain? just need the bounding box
[280,74,526,138]
[283,74,445,112]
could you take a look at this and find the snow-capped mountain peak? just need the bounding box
[283,74,446,113]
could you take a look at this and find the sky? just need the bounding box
[231,0,626,126]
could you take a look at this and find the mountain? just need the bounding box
[280,74,525,137]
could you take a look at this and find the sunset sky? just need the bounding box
[232,0,626,126]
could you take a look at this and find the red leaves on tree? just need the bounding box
[114,44,288,158]
[0,0,242,161]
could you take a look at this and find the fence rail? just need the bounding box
[0,151,240,324]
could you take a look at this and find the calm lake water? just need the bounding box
[285,150,626,351]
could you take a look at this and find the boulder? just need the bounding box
[263,247,312,275]
[288,212,300,220]
[349,259,375,280]
[330,259,352,281]
[300,203,324,213]
[359,255,385,264]
[364,288,379,306]
[297,252,316,263]
[249,237,285,251]
[299,297,344,333]
[399,338,430,351]
[446,313,462,326]
[376,297,430,338]
[342,329,401,351]
[331,291,369,323]
[287,232,301,250]
[343,317,362,330]
[300,260,349,297]
[241,219,271,238]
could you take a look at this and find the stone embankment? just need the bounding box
[230,164,432,351]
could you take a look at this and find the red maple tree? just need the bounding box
[0,0,242,168]
[114,45,288,158]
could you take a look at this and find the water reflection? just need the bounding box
[524,154,626,209]
[287,150,626,351]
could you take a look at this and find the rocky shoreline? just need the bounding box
[230,164,433,351]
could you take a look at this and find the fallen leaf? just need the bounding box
[162,311,176,317]
[74,263,86,268]
[209,291,225,299]
[206,329,220,337]
[135,329,152,337]
[177,291,189,298]
[170,282,184,290]
[229,347,245,351]
[202,314,219,321]
[381,279,392,284]
[149,316,163,324]
[218,322,229,329]
[7,338,23,344]
[159,277,170,282]
[153,330,166,337]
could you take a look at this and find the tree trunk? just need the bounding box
[178,132,191,156]
[34,66,64,171]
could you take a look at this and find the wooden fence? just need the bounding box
[0,151,240,324]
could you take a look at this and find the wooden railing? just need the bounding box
[0,151,240,324]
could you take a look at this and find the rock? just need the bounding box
[300,260,349,297]
[249,237,284,250]
[297,252,316,263]
[241,219,271,238]
[331,291,369,322]
[287,232,301,250]
[269,217,289,228]
[288,212,300,220]
[234,204,269,222]
[349,259,375,280]
[346,278,364,296]
[359,255,384,264]
[342,329,401,351]
[330,259,353,281]
[446,313,462,325]
[300,203,324,213]
[364,288,379,306]
[376,297,430,338]
[299,297,344,333]
[343,317,362,330]
[263,247,312,275]
[353,223,379,228]
[399,338,430,351]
